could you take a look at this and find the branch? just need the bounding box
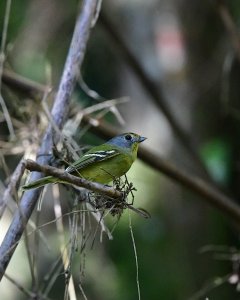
[84,118,240,225]
[2,65,240,225]
[2,68,47,95]
[2,64,240,225]
[3,60,240,223]
[2,69,47,96]
[217,1,240,62]
[139,148,240,224]
[0,0,100,280]
[24,159,122,198]
[0,158,26,219]
[24,161,151,218]
[99,11,210,177]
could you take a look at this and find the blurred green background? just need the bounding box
[1,0,240,299]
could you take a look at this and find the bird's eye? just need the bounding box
[125,134,132,141]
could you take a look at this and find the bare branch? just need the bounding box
[84,118,240,225]
[4,272,36,299]
[0,94,15,139]
[24,159,122,198]
[52,185,77,300]
[0,158,26,218]
[2,64,240,225]
[139,147,240,225]
[0,0,15,139]
[217,1,240,62]
[3,68,240,226]
[0,0,100,281]
[2,69,47,95]
[99,11,210,177]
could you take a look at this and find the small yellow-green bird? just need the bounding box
[22,132,146,190]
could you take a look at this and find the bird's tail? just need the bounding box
[22,176,57,190]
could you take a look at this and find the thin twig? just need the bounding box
[52,185,77,300]
[23,227,37,292]
[0,0,11,83]
[0,158,26,218]
[217,1,240,62]
[0,0,15,139]
[0,0,12,63]
[0,0,100,281]
[29,209,96,236]
[0,94,15,139]
[32,208,41,293]
[78,282,88,300]
[188,274,231,300]
[4,272,36,299]
[2,69,47,95]
[78,74,126,125]
[40,254,64,296]
[128,210,141,300]
[81,97,128,115]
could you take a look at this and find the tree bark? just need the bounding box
[0,0,100,280]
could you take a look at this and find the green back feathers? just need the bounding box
[22,133,146,189]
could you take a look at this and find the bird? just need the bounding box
[22,132,146,190]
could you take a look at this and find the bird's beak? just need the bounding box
[138,136,147,143]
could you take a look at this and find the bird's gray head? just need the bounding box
[106,133,146,149]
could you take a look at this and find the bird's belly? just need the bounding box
[80,156,132,184]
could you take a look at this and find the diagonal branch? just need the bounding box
[0,0,15,139]
[2,69,240,224]
[99,11,210,177]
[217,1,240,62]
[2,68,47,95]
[0,158,26,219]
[0,0,100,281]
[85,118,240,225]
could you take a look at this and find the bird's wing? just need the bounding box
[65,148,120,174]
